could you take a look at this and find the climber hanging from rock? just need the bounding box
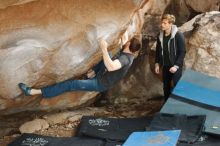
[18,31,141,98]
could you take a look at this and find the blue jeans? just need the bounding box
[41,52,114,98]
[41,77,106,98]
[41,60,109,98]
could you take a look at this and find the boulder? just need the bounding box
[19,118,49,133]
[184,11,220,78]
[0,0,152,114]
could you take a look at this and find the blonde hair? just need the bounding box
[161,14,176,24]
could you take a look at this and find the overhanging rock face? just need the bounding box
[0,0,150,114]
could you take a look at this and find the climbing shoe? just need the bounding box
[18,83,31,96]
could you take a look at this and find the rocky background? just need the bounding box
[0,0,220,145]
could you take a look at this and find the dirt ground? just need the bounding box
[0,97,164,146]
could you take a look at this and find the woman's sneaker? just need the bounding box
[18,83,31,96]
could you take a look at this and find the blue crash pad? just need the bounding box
[123,130,181,146]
